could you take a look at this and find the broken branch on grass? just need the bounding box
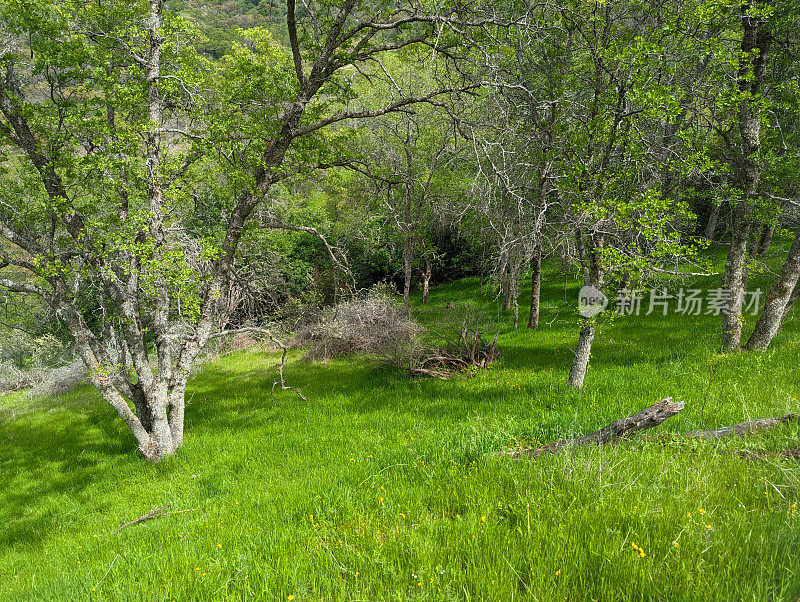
[507,401,798,460]
[114,506,197,533]
[210,327,307,402]
[685,414,799,440]
[507,397,685,459]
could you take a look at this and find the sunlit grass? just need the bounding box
[1,243,799,600]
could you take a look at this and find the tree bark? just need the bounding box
[527,241,542,329]
[508,398,685,458]
[568,318,594,388]
[782,283,799,323]
[721,202,752,351]
[721,1,771,352]
[421,256,432,304]
[756,223,774,256]
[705,201,723,241]
[686,414,798,440]
[745,229,800,350]
[402,234,413,313]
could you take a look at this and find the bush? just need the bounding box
[293,287,500,378]
[292,284,421,361]
[29,359,87,397]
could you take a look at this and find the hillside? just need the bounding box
[1,261,799,600]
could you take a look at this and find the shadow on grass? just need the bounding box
[0,392,137,548]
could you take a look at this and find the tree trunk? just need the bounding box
[402,235,413,312]
[687,414,798,440]
[756,223,774,256]
[421,256,432,304]
[721,203,752,351]
[501,271,511,311]
[513,296,519,329]
[782,283,799,323]
[527,241,542,329]
[705,201,722,241]
[722,1,771,351]
[569,233,603,388]
[745,229,800,350]
[568,318,595,388]
[509,398,684,458]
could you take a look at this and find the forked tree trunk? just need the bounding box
[527,241,542,329]
[421,256,432,304]
[745,229,800,350]
[568,318,595,388]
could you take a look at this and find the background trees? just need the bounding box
[0,0,478,460]
[1,0,799,458]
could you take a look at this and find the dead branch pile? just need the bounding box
[292,285,420,360]
[387,305,500,378]
[293,289,500,378]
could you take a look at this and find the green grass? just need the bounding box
[1,246,800,600]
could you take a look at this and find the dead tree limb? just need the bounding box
[114,506,197,533]
[507,398,685,459]
[686,414,799,440]
[210,327,307,402]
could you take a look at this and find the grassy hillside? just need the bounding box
[1,252,799,600]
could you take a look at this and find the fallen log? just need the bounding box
[686,414,799,440]
[508,397,685,459]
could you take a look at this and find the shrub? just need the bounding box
[293,287,499,378]
[29,359,87,397]
[292,284,420,361]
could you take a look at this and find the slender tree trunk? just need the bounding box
[782,284,799,323]
[527,241,542,330]
[722,0,771,351]
[756,223,774,256]
[745,230,800,350]
[402,235,413,312]
[568,318,595,388]
[705,201,722,241]
[421,256,432,304]
[513,296,519,329]
[569,232,604,388]
[721,203,752,351]
[501,269,511,311]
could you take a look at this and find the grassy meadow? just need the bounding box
[1,246,799,600]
